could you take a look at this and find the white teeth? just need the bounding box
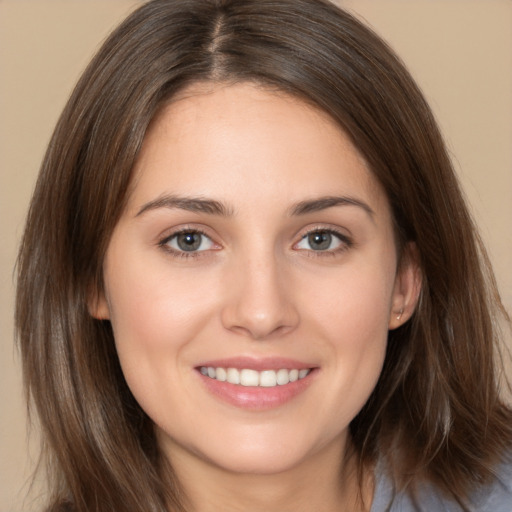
[226,367,240,384]
[240,369,259,386]
[276,368,290,385]
[260,370,277,387]
[216,367,227,382]
[298,369,309,379]
[200,366,311,387]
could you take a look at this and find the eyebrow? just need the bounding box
[289,196,375,218]
[136,194,374,219]
[136,195,234,217]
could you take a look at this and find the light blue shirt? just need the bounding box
[370,456,512,512]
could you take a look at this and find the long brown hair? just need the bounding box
[16,1,512,511]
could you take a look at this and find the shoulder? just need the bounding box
[473,454,512,512]
[371,455,512,512]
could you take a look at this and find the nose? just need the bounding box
[220,252,300,340]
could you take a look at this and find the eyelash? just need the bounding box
[158,227,215,259]
[158,226,353,259]
[295,227,353,257]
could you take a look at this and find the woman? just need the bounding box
[15,0,512,511]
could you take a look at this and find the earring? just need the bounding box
[396,308,404,321]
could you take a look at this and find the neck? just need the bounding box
[162,436,373,512]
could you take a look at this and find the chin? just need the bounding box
[169,422,346,477]
[203,446,310,475]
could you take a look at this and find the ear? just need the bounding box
[388,242,422,330]
[87,285,111,320]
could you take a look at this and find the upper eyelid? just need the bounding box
[296,224,352,241]
[158,228,218,258]
[158,225,215,242]
[293,226,354,252]
[156,224,352,251]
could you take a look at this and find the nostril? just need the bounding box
[220,261,300,339]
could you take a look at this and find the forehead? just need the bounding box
[127,81,387,216]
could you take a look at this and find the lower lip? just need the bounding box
[197,369,316,410]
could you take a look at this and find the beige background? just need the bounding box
[1,1,511,511]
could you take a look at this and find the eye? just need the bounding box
[295,229,349,252]
[162,230,215,253]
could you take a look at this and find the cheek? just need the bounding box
[305,257,395,342]
[103,248,219,383]
[102,252,223,427]
[301,259,394,411]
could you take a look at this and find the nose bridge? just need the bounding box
[221,245,299,339]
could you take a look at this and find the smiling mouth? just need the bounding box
[199,367,312,387]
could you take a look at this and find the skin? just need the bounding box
[92,82,421,512]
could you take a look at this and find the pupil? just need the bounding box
[177,233,201,251]
[308,231,331,250]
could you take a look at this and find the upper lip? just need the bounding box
[196,356,315,371]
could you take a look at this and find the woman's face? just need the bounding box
[92,82,419,476]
